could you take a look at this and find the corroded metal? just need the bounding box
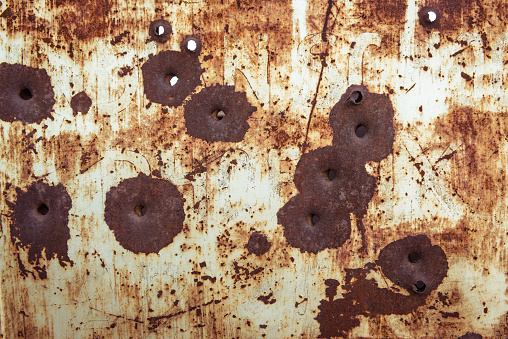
[1,0,508,338]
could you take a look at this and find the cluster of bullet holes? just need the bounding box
[277,85,394,253]
[316,234,448,337]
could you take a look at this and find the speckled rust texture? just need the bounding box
[0,63,55,124]
[316,235,448,337]
[329,85,395,165]
[70,91,92,116]
[183,85,257,142]
[104,173,185,254]
[8,181,73,278]
[141,50,203,108]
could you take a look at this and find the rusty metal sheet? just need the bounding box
[0,0,507,337]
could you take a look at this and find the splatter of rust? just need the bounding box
[141,51,203,107]
[316,235,448,337]
[104,173,185,254]
[329,85,395,165]
[246,231,271,256]
[0,63,55,124]
[56,0,113,40]
[183,85,257,142]
[70,91,92,116]
[8,181,73,278]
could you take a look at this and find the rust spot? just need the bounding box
[118,66,133,78]
[110,30,129,46]
[183,85,256,142]
[0,63,55,124]
[70,91,92,116]
[148,19,172,44]
[104,173,185,254]
[8,181,73,278]
[246,231,271,256]
[316,235,448,337]
[329,85,395,165]
[141,51,203,107]
[257,292,276,305]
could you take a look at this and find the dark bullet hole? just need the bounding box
[424,10,437,23]
[414,280,426,293]
[164,73,178,87]
[355,124,367,138]
[348,90,363,104]
[325,169,336,181]
[154,25,165,36]
[408,252,420,263]
[307,213,320,226]
[37,203,49,216]
[134,205,146,217]
[212,109,226,121]
[19,88,33,100]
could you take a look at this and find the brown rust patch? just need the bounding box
[56,0,113,40]
[316,235,448,337]
[70,91,92,116]
[421,0,487,32]
[183,85,257,142]
[8,181,73,278]
[246,231,271,256]
[104,173,185,254]
[0,63,55,124]
[433,107,506,214]
[458,333,483,339]
[329,85,395,165]
[141,51,203,107]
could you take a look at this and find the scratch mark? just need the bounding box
[80,156,104,174]
[405,83,416,93]
[89,307,142,323]
[436,149,457,163]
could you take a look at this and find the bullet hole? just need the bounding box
[8,181,73,276]
[181,35,203,55]
[348,90,363,104]
[183,85,256,142]
[212,109,226,121]
[414,280,426,293]
[141,51,203,107]
[37,203,49,216]
[134,205,146,217]
[325,169,336,181]
[165,74,178,87]
[408,252,420,263]
[187,39,197,52]
[307,213,320,226]
[19,88,33,100]
[154,25,165,36]
[426,11,437,23]
[149,19,172,43]
[0,63,56,124]
[104,173,185,254]
[355,124,367,138]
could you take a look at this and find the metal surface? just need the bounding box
[0,0,507,337]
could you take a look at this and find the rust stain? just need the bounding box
[0,63,55,124]
[183,85,257,142]
[70,91,92,116]
[246,231,271,256]
[104,173,185,254]
[8,181,73,278]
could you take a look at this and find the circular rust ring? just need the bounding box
[329,85,395,164]
[183,85,257,142]
[149,19,172,43]
[293,145,377,214]
[0,63,55,124]
[8,181,73,268]
[180,35,203,55]
[104,173,185,254]
[141,50,204,107]
[277,192,351,254]
[376,234,448,295]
